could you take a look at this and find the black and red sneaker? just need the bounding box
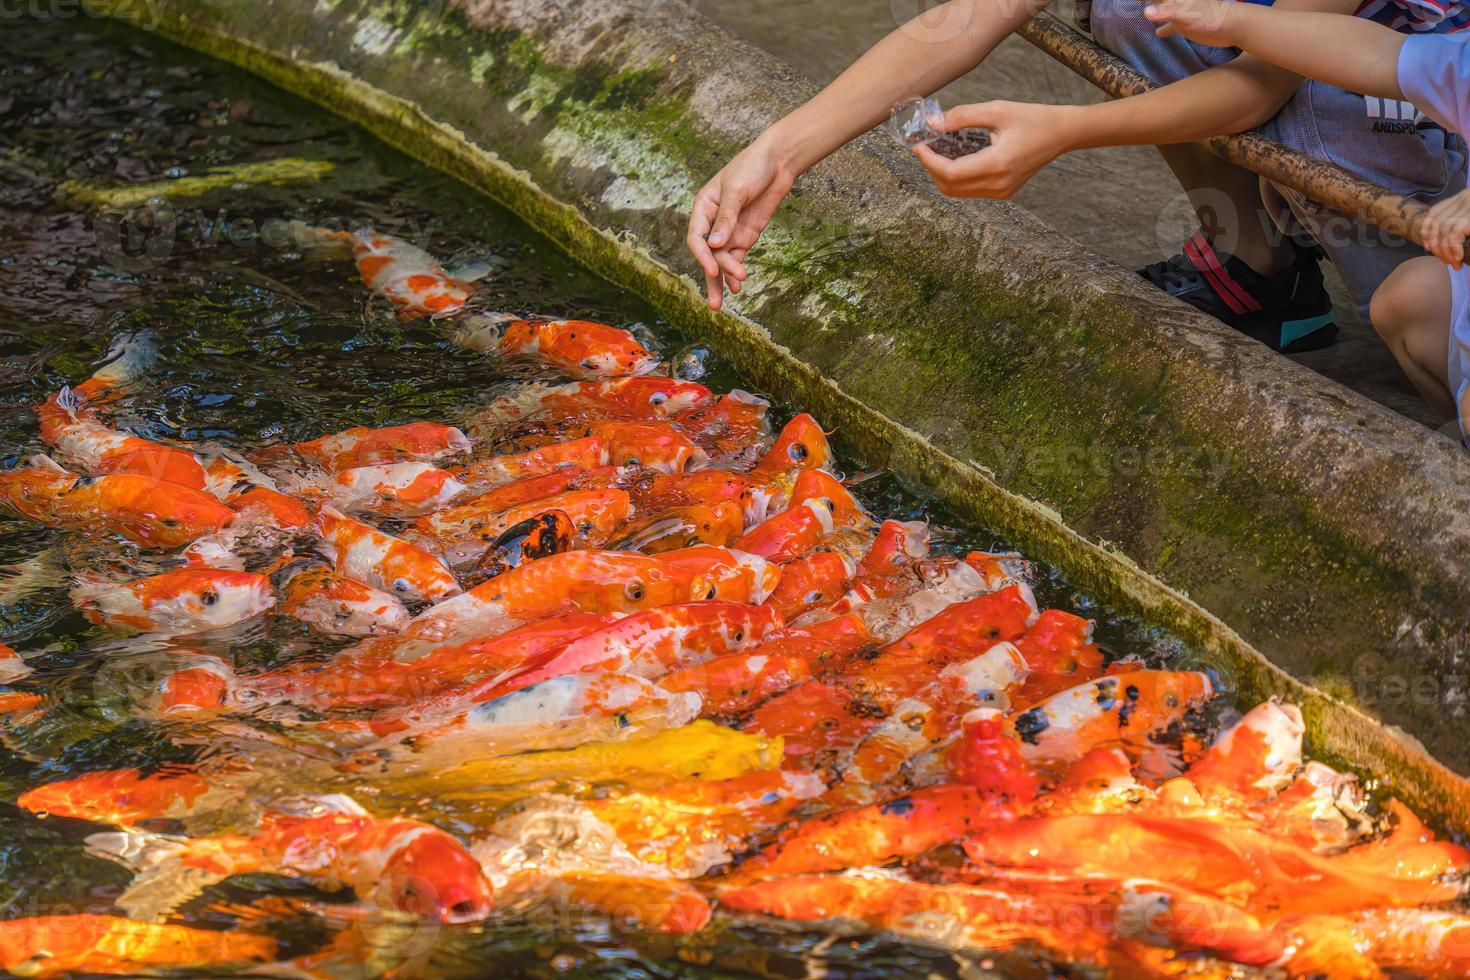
[1138,232,1338,353]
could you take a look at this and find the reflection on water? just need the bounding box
[0,14,1278,980]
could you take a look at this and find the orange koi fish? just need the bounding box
[760,550,853,620]
[609,501,745,554]
[315,505,460,603]
[672,390,771,460]
[471,377,713,431]
[734,783,1013,879]
[1282,908,1470,979]
[0,455,234,549]
[487,601,783,697]
[469,511,578,584]
[71,568,274,634]
[0,916,276,978]
[584,771,826,876]
[747,413,832,483]
[410,466,618,541]
[87,796,495,923]
[310,226,482,319]
[659,545,782,604]
[585,420,707,473]
[157,658,234,714]
[415,488,632,567]
[286,421,471,471]
[1181,699,1305,799]
[663,614,873,715]
[37,392,205,488]
[329,461,468,517]
[1009,608,1105,709]
[629,468,764,525]
[1008,669,1215,769]
[17,765,219,827]
[848,584,1038,712]
[272,559,411,637]
[946,709,1041,802]
[492,316,660,378]
[456,435,607,492]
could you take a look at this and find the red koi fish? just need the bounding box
[761,550,853,620]
[412,465,619,541]
[329,461,468,517]
[585,420,708,473]
[71,568,274,634]
[315,505,460,603]
[672,390,770,460]
[609,501,746,554]
[456,435,608,492]
[1281,908,1470,979]
[1009,608,1105,709]
[734,470,867,563]
[0,916,276,979]
[17,766,220,828]
[87,797,494,923]
[472,376,714,430]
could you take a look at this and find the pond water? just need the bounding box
[0,14,1437,980]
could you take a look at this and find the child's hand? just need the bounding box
[912,102,1077,200]
[687,141,797,310]
[1421,190,1470,269]
[1141,0,1241,46]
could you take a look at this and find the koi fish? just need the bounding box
[0,916,276,978]
[87,795,494,923]
[387,720,781,797]
[0,455,235,549]
[747,413,832,483]
[315,505,460,603]
[1282,908,1470,979]
[945,709,1041,802]
[272,559,411,637]
[303,225,484,319]
[456,435,608,492]
[734,783,1013,879]
[416,488,633,568]
[733,470,867,564]
[1008,669,1215,769]
[759,551,853,620]
[1181,699,1305,799]
[468,376,712,431]
[16,765,220,827]
[71,568,274,634]
[486,601,783,697]
[410,466,619,542]
[672,390,771,461]
[479,316,661,378]
[662,614,873,716]
[283,421,471,471]
[1009,608,1105,709]
[328,461,468,517]
[504,873,712,935]
[0,643,32,683]
[608,501,746,554]
[585,420,707,473]
[37,386,206,488]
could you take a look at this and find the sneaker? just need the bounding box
[1138,231,1338,353]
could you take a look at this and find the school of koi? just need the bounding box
[0,228,1465,978]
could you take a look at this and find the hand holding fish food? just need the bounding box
[3,287,1466,980]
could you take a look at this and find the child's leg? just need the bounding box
[1368,256,1457,423]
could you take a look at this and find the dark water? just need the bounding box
[0,15,1298,980]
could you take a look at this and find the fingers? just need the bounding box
[936,101,1004,132]
[707,179,747,249]
[686,182,722,281]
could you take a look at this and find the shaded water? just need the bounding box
[0,15,1357,980]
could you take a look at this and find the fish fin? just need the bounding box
[445,259,494,284]
[23,453,70,475]
[447,312,518,353]
[92,331,157,390]
[84,829,227,922]
[0,545,66,607]
[53,385,86,419]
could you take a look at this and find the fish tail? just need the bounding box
[84,829,229,922]
[0,545,66,608]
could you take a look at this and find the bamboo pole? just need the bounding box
[1016,10,1430,246]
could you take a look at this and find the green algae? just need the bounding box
[58,158,336,208]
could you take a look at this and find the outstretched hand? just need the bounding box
[1141,0,1241,46]
[1422,189,1470,270]
[687,142,797,310]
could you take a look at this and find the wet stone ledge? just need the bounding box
[86,0,1470,820]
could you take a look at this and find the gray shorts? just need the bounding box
[1089,0,1469,319]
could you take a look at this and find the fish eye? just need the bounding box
[580,358,598,370]
[200,589,219,606]
[821,498,836,512]
[1164,692,1179,708]
[704,585,717,600]
[577,521,594,533]
[733,630,744,643]
[161,518,178,527]
[649,392,668,406]
[625,581,645,601]
[393,577,413,594]
[789,443,809,462]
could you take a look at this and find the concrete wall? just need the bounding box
[94,0,1470,821]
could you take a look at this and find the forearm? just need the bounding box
[1224,4,1405,99]
[1057,55,1301,151]
[763,0,1048,174]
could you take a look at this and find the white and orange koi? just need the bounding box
[315,505,460,603]
[71,568,274,634]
